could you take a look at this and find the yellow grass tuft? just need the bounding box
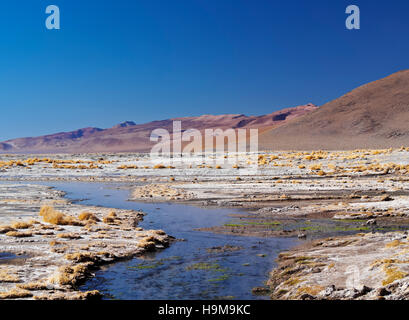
[11,221,34,229]
[138,236,157,251]
[283,276,302,287]
[5,231,33,238]
[49,240,63,247]
[56,233,81,239]
[0,288,33,299]
[385,240,404,248]
[39,206,83,226]
[382,265,407,286]
[78,211,100,222]
[107,211,117,218]
[297,285,325,296]
[309,163,322,171]
[51,264,89,286]
[65,252,99,263]
[16,282,48,291]
[102,211,117,224]
[0,268,21,283]
[0,225,15,234]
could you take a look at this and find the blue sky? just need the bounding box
[0,0,408,140]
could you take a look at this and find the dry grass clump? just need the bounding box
[0,225,15,234]
[39,206,83,226]
[78,211,100,222]
[11,221,35,229]
[303,151,328,161]
[382,265,407,286]
[297,285,325,297]
[102,216,115,224]
[385,240,404,248]
[152,229,166,235]
[49,159,101,170]
[309,163,322,171]
[327,164,337,171]
[16,282,49,291]
[51,246,68,254]
[107,211,117,218]
[49,240,63,246]
[73,290,102,300]
[0,288,33,299]
[0,268,20,283]
[138,236,157,251]
[65,252,100,263]
[34,290,102,300]
[56,233,81,240]
[51,264,90,286]
[102,211,117,224]
[282,276,302,287]
[40,224,59,230]
[5,231,33,238]
[117,164,139,169]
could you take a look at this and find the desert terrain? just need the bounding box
[0,104,317,154]
[1,70,409,299]
[1,148,409,299]
[259,70,409,150]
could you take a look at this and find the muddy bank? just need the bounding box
[0,184,170,300]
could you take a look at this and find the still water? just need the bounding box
[43,182,298,300]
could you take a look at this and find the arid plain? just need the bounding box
[2,148,409,299]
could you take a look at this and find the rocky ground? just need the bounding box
[2,148,409,299]
[268,231,409,300]
[0,184,170,300]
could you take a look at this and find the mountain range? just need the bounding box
[0,104,317,153]
[258,69,409,150]
[1,69,408,153]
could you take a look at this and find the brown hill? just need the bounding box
[259,70,409,150]
[0,104,317,154]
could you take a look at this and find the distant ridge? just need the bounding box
[0,104,317,153]
[2,70,407,153]
[259,70,409,150]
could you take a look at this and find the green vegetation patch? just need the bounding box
[127,261,164,270]
[207,274,230,282]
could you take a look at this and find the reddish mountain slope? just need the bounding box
[259,70,409,150]
[0,104,317,153]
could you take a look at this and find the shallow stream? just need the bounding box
[44,182,298,300]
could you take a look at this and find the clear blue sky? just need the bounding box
[0,0,408,140]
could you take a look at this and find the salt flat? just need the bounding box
[1,148,409,299]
